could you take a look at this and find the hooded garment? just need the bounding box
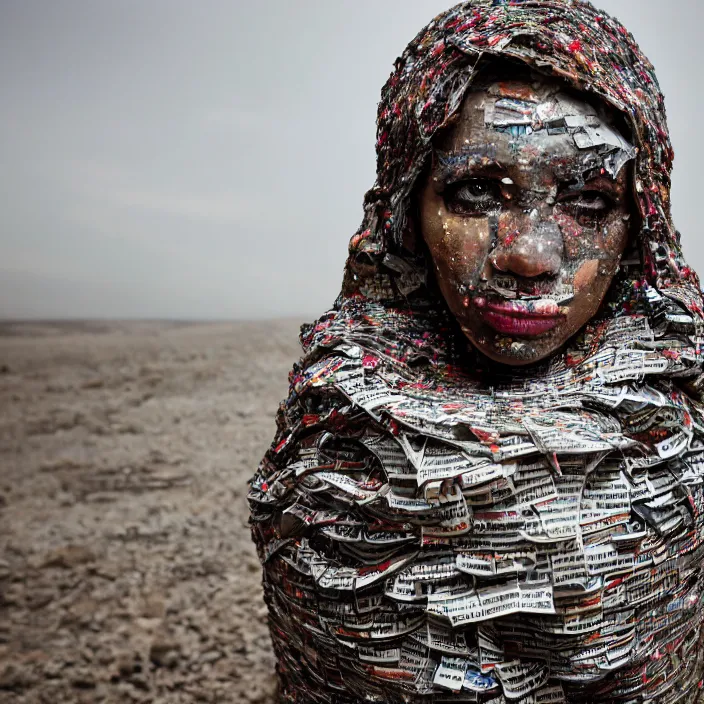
[248,2,704,702]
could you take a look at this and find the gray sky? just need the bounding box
[1,1,701,319]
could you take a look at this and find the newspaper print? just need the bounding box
[248,5,704,698]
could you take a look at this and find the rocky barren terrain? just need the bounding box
[0,320,302,703]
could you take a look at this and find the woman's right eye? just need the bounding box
[444,179,501,216]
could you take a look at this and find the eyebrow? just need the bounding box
[433,148,626,195]
[433,149,505,185]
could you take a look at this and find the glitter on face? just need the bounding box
[419,74,634,365]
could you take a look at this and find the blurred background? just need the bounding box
[1,0,702,320]
[0,3,701,703]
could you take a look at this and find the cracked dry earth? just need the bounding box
[0,320,302,703]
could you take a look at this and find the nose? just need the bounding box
[491,210,564,278]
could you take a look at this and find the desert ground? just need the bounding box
[0,320,303,703]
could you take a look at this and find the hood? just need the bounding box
[334,0,703,361]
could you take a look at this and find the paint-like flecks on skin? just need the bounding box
[420,74,634,365]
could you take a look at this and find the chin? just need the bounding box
[478,343,556,367]
[460,323,567,367]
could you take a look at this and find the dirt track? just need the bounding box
[0,321,302,703]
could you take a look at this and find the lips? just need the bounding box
[474,297,565,337]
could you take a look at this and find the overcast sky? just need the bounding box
[1,1,702,319]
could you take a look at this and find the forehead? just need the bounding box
[438,77,633,178]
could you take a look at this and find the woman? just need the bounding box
[249,1,704,702]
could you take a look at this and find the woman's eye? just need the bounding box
[559,190,612,224]
[445,179,500,215]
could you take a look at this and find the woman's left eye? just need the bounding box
[558,190,613,225]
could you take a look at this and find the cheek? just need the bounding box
[554,210,629,264]
[600,217,630,257]
[450,218,492,269]
[573,259,600,293]
[422,207,491,281]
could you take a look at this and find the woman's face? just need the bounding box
[419,75,634,365]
